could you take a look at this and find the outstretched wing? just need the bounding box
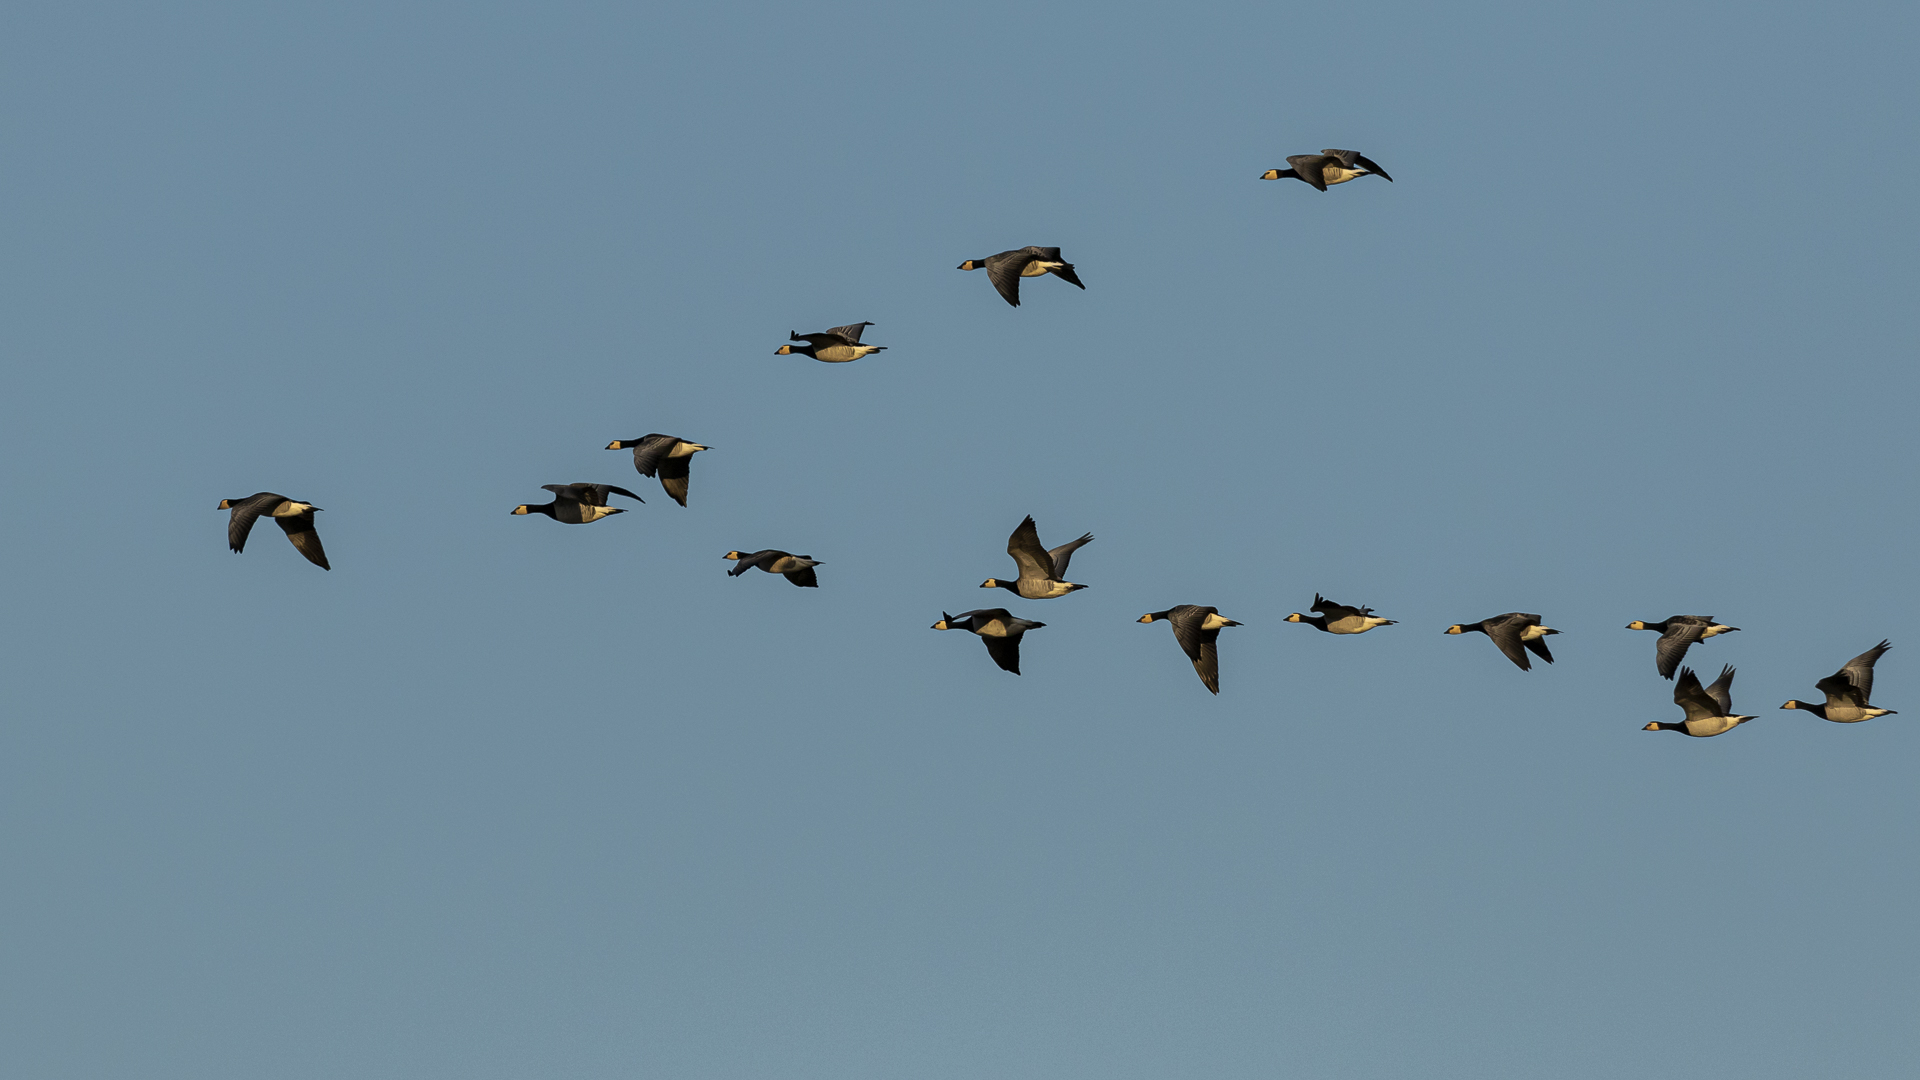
[593,484,645,504]
[825,322,873,344]
[1191,640,1220,695]
[1046,532,1094,577]
[1673,668,1720,721]
[1285,155,1330,191]
[1485,618,1533,671]
[982,634,1023,674]
[1006,515,1057,580]
[1819,639,1890,705]
[226,492,280,553]
[785,565,819,588]
[627,434,676,477]
[1323,148,1393,182]
[1655,622,1707,680]
[1523,634,1556,665]
[658,456,692,507]
[275,512,331,570]
[986,251,1032,306]
[1705,665,1736,717]
[1048,262,1085,290]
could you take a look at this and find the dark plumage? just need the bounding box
[1646,665,1756,737]
[775,322,886,362]
[1260,148,1393,191]
[218,492,330,570]
[724,549,822,587]
[1782,641,1897,722]
[1284,593,1396,635]
[981,515,1093,599]
[511,483,644,523]
[1444,612,1559,671]
[932,608,1045,674]
[1626,615,1741,679]
[606,434,710,507]
[1139,605,1243,694]
[956,247,1085,307]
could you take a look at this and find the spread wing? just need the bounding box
[1006,515,1057,580]
[1323,148,1392,181]
[1046,532,1094,577]
[1819,640,1890,705]
[626,434,676,477]
[1673,668,1720,722]
[594,484,645,504]
[658,456,692,507]
[784,565,819,588]
[1191,639,1220,695]
[1523,633,1556,665]
[275,512,331,570]
[825,322,873,344]
[1285,155,1330,191]
[1484,617,1533,671]
[1705,665,1736,717]
[1165,606,1207,663]
[225,493,280,553]
[986,251,1032,306]
[1655,622,1707,679]
[982,634,1023,674]
[1048,261,1085,289]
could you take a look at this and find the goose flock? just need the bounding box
[217,146,1898,735]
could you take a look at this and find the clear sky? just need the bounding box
[3,1,1916,1076]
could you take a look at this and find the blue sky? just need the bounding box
[2,1,1916,1076]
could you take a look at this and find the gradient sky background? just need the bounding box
[3,1,1916,1077]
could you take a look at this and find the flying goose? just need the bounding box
[1627,615,1741,679]
[957,247,1085,307]
[1444,613,1559,671]
[1260,149,1393,192]
[1782,640,1897,722]
[606,434,710,507]
[219,492,330,570]
[724,550,821,587]
[932,608,1045,674]
[981,515,1093,599]
[1285,594,1396,635]
[511,483,644,523]
[776,322,886,363]
[1645,665,1756,737]
[1139,606,1243,694]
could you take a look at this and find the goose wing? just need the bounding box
[225,492,283,553]
[658,456,692,507]
[1673,668,1720,721]
[784,565,819,588]
[275,511,331,570]
[1285,155,1330,191]
[824,322,873,344]
[625,434,677,477]
[1046,532,1094,577]
[1311,594,1363,620]
[1006,515,1058,581]
[1655,621,1708,679]
[728,549,781,576]
[985,250,1035,307]
[1484,615,1534,671]
[1191,639,1221,694]
[1323,148,1392,182]
[581,483,645,505]
[1818,640,1890,706]
[1705,665,1737,717]
[1163,606,1208,663]
[981,634,1023,674]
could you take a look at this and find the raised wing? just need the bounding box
[1312,593,1362,621]
[1323,149,1393,182]
[1819,639,1890,705]
[825,322,874,344]
[1285,155,1330,191]
[275,512,331,570]
[1046,532,1094,577]
[1006,515,1057,581]
[1705,665,1736,717]
[1655,622,1708,680]
[1673,668,1720,721]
